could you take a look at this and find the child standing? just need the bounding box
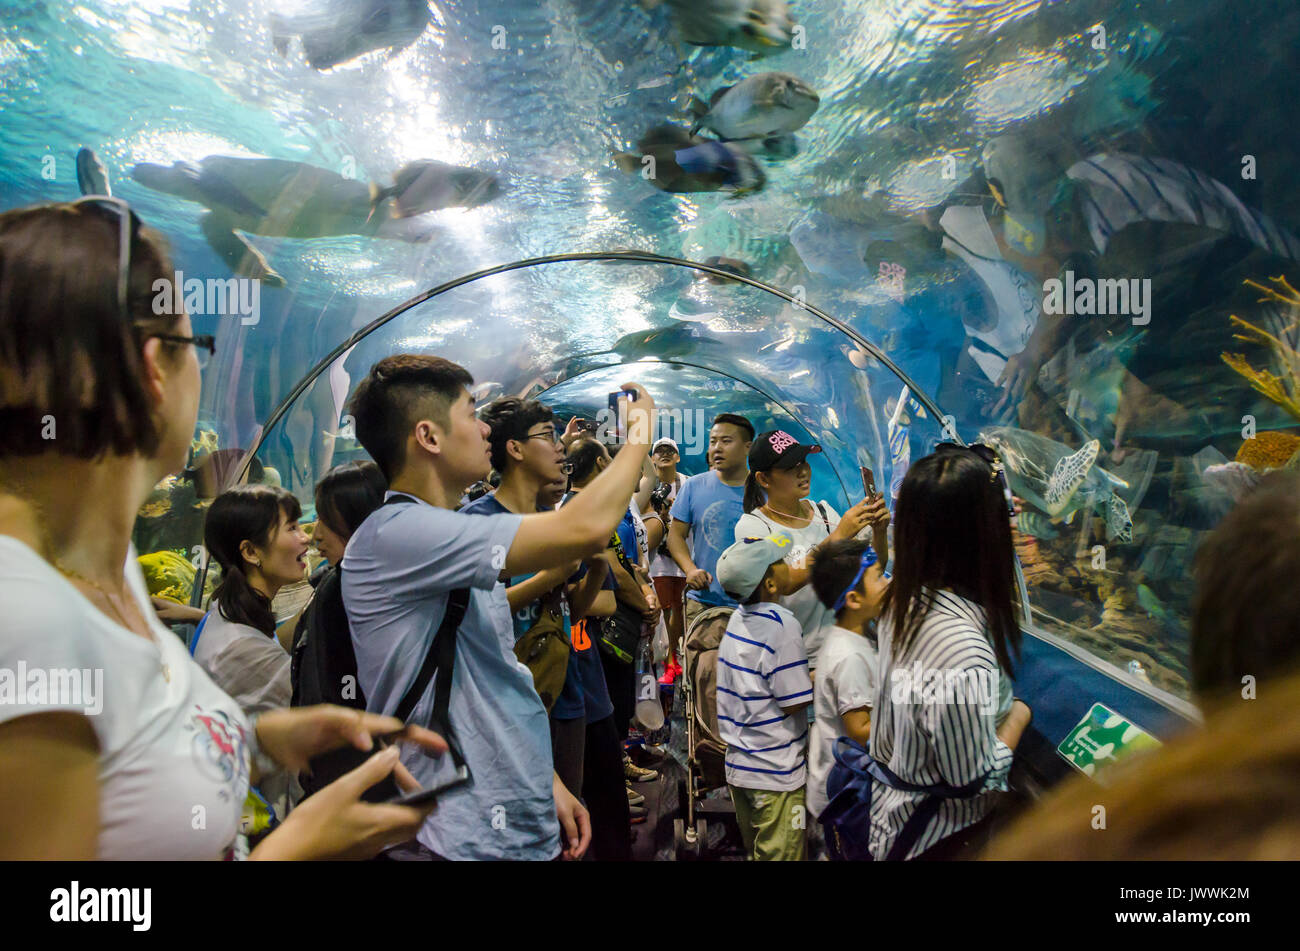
[805,539,890,826]
[715,532,813,861]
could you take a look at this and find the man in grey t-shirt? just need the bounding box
[343,354,655,860]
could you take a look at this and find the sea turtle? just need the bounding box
[130,156,475,287]
[980,425,1136,543]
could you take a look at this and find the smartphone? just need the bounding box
[608,390,635,443]
[860,466,878,499]
[388,764,471,807]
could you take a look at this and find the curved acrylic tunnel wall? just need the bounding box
[133,252,1221,724]
[11,0,1300,729]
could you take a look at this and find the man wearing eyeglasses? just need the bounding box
[460,398,630,857]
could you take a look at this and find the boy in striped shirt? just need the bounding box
[715,531,814,861]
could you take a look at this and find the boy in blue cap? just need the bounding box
[715,531,813,861]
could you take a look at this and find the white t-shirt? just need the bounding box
[648,473,687,579]
[193,600,292,717]
[0,537,250,860]
[807,625,879,819]
[734,501,840,668]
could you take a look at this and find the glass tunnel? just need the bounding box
[4,0,1300,797]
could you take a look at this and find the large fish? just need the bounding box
[369,159,504,218]
[645,0,795,56]
[690,72,819,144]
[131,155,444,287]
[270,0,430,70]
[614,125,765,196]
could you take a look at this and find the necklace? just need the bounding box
[762,501,811,522]
[5,482,172,683]
[54,557,171,683]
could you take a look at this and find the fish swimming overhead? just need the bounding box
[131,155,443,287]
[689,72,820,142]
[614,125,766,195]
[75,147,111,197]
[646,0,795,56]
[369,159,504,218]
[270,0,431,70]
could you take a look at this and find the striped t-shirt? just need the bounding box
[868,589,1015,860]
[716,603,813,792]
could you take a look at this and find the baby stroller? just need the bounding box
[674,600,738,860]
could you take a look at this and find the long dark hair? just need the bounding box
[314,460,387,540]
[881,447,1020,674]
[206,484,302,637]
[743,470,767,513]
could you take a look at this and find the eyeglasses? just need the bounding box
[936,442,1016,518]
[69,196,216,370]
[831,547,879,614]
[520,430,561,446]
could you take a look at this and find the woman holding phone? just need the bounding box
[0,199,444,859]
[736,430,890,672]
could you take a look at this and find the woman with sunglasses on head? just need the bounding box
[866,445,1032,861]
[0,200,444,859]
[737,430,890,674]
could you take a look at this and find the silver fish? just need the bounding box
[271,0,430,70]
[647,0,794,56]
[690,72,820,142]
[371,160,504,218]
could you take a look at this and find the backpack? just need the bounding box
[290,565,364,714]
[819,736,989,861]
[291,494,471,799]
[512,587,570,712]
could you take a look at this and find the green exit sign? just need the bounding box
[1057,702,1161,782]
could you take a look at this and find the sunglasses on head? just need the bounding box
[936,442,1016,518]
[69,196,216,370]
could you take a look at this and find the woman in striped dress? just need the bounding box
[868,445,1033,860]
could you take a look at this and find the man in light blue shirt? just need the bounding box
[666,413,753,629]
[342,354,655,860]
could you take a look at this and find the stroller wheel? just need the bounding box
[674,817,707,861]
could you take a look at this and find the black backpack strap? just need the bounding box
[393,587,471,768]
[865,757,988,861]
[816,501,831,533]
[382,492,471,768]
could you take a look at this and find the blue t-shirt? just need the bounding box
[342,491,558,861]
[669,470,746,606]
[461,493,586,721]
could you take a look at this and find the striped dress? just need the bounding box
[868,589,1015,859]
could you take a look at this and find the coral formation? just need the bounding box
[1234,429,1300,469]
[1221,275,1300,422]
